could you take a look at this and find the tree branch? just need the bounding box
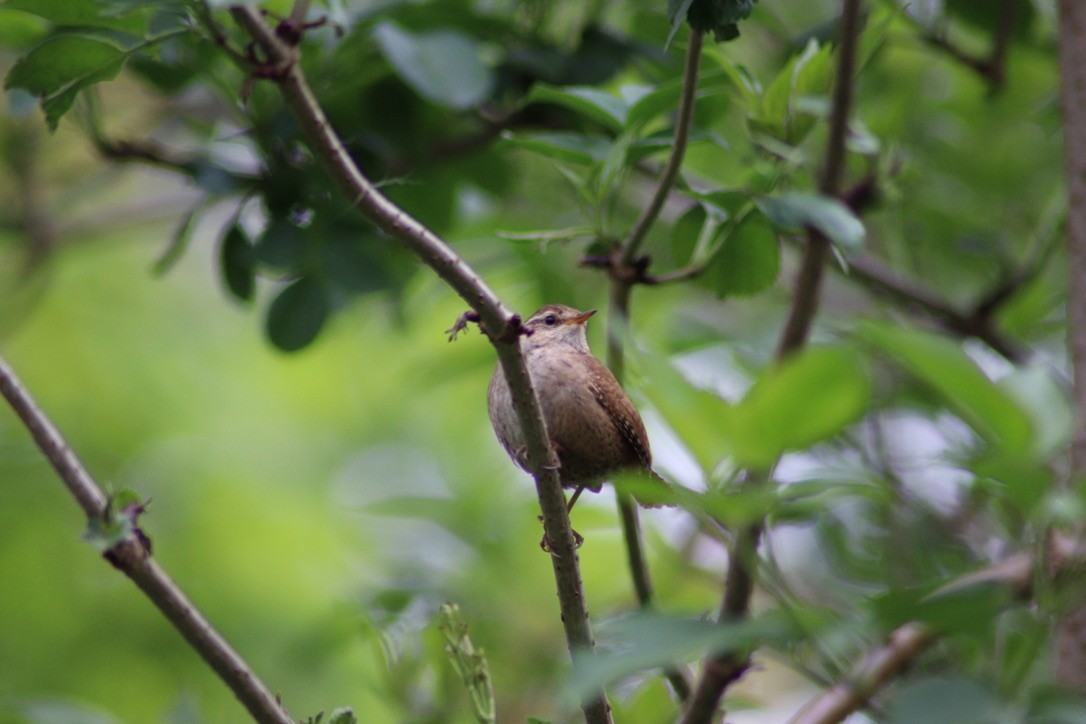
[681,2,864,722]
[227,7,611,721]
[789,552,1033,724]
[1055,0,1086,691]
[841,254,1028,362]
[790,623,934,724]
[600,27,706,706]
[0,353,293,724]
[619,30,703,266]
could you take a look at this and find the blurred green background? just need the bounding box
[0,0,1074,721]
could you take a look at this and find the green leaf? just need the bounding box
[5,33,127,131]
[254,217,307,271]
[265,277,331,352]
[729,346,871,466]
[752,39,832,144]
[2,0,150,33]
[220,225,255,302]
[500,131,611,165]
[669,0,759,45]
[373,22,494,110]
[526,85,628,132]
[757,192,865,255]
[856,323,1034,454]
[152,196,206,276]
[571,610,801,701]
[702,212,780,297]
[888,677,1012,724]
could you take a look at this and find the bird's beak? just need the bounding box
[565,309,597,326]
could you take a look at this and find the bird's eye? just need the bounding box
[543,314,557,326]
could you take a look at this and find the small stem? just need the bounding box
[620,31,703,266]
[681,2,864,721]
[0,353,292,724]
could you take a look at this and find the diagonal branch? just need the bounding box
[0,353,293,724]
[227,6,611,721]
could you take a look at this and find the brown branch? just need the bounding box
[600,27,706,707]
[227,7,611,721]
[918,0,1021,90]
[790,623,935,724]
[842,255,1028,362]
[1056,0,1086,691]
[619,31,704,266]
[0,353,292,724]
[681,2,864,722]
[789,553,1033,724]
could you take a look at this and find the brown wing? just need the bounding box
[584,357,652,469]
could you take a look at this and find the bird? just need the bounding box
[487,304,667,525]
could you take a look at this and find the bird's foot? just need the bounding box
[537,515,584,552]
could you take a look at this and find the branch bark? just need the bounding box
[0,353,293,724]
[228,7,611,721]
[681,2,864,721]
[1056,0,1086,691]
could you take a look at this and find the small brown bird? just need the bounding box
[487,304,664,515]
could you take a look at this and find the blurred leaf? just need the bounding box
[773,479,888,523]
[624,81,682,129]
[496,226,595,247]
[571,610,800,701]
[373,22,494,110]
[751,39,832,144]
[888,676,1014,724]
[667,0,758,46]
[997,365,1073,460]
[327,709,357,724]
[856,323,1033,454]
[527,85,627,132]
[2,0,150,32]
[152,196,206,276]
[702,212,780,297]
[220,224,255,302]
[638,353,734,473]
[945,0,1035,41]
[501,131,611,164]
[594,132,633,197]
[728,346,871,466]
[5,33,127,131]
[265,277,331,352]
[255,217,308,271]
[757,192,865,255]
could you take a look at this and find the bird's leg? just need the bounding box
[538,486,585,552]
[565,486,585,513]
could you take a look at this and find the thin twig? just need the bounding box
[227,7,611,721]
[602,26,706,705]
[619,31,703,266]
[680,2,864,722]
[841,254,1028,362]
[0,353,292,724]
[790,623,934,724]
[789,553,1033,724]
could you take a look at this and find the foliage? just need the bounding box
[0,0,1081,722]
